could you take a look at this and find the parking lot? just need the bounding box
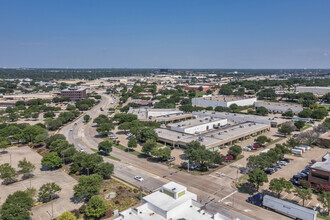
[0,146,82,220]
[261,146,329,209]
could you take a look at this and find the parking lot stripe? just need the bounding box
[298,199,302,204]
[291,196,296,200]
[306,200,312,207]
[282,193,288,199]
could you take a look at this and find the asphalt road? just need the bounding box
[60,94,290,220]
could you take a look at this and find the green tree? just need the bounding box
[96,123,114,136]
[151,147,171,160]
[31,112,39,120]
[255,135,269,145]
[318,191,330,215]
[184,141,214,171]
[298,109,312,118]
[41,152,62,169]
[142,139,157,154]
[311,108,328,120]
[83,114,90,123]
[57,211,77,220]
[286,137,300,148]
[98,140,112,154]
[294,187,312,207]
[278,124,292,136]
[228,145,242,159]
[282,110,294,117]
[38,182,62,202]
[0,190,34,220]
[0,163,17,183]
[73,174,103,199]
[18,158,35,178]
[229,104,239,112]
[219,84,233,95]
[323,118,330,130]
[269,178,293,198]
[248,168,268,191]
[294,120,305,130]
[85,195,108,218]
[127,137,137,151]
[256,106,269,116]
[95,162,114,179]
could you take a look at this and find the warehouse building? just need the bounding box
[255,101,303,114]
[60,88,86,100]
[156,121,270,151]
[128,108,192,123]
[167,117,227,134]
[115,182,231,220]
[192,95,256,108]
[296,86,330,95]
[192,111,286,127]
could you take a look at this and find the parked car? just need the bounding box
[244,147,252,151]
[134,176,144,182]
[293,134,299,137]
[167,157,175,162]
[280,158,290,163]
[70,128,73,131]
[290,178,302,187]
[277,161,287,166]
[301,169,309,175]
[264,168,275,175]
[253,143,261,148]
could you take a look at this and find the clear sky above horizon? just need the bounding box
[1,0,330,69]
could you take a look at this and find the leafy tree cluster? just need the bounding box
[118,120,159,143]
[0,190,35,219]
[257,89,276,100]
[283,92,318,107]
[93,114,115,136]
[70,152,114,179]
[46,110,80,130]
[247,144,289,170]
[75,98,96,111]
[0,123,47,146]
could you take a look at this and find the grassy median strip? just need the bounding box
[113,144,145,157]
[90,148,121,161]
[301,124,312,131]
[265,137,285,146]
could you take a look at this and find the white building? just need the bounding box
[128,108,183,120]
[115,182,231,220]
[255,101,303,114]
[167,117,227,134]
[296,86,330,95]
[193,111,286,127]
[192,95,257,108]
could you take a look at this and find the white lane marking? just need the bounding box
[291,196,296,200]
[282,193,288,199]
[244,209,251,212]
[224,202,232,205]
[218,190,238,202]
[299,199,302,203]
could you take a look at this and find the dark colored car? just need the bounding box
[290,178,302,187]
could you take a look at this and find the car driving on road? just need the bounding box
[134,176,144,181]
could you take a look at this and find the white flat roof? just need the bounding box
[167,117,226,129]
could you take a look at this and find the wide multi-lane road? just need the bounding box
[60,94,288,220]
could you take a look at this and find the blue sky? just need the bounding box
[0,0,330,68]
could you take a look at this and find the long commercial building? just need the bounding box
[167,117,227,134]
[296,86,330,95]
[192,95,257,108]
[255,101,303,114]
[192,111,286,127]
[156,121,270,151]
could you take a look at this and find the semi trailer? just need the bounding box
[248,194,316,220]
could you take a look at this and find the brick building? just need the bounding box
[308,153,330,188]
[60,88,86,101]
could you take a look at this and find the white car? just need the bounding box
[243,146,251,151]
[134,176,144,182]
[70,128,73,131]
[79,148,85,152]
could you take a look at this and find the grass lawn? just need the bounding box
[90,148,121,161]
[317,214,330,220]
[100,179,140,212]
[266,137,285,146]
[301,124,313,131]
[319,104,330,111]
[113,144,145,157]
